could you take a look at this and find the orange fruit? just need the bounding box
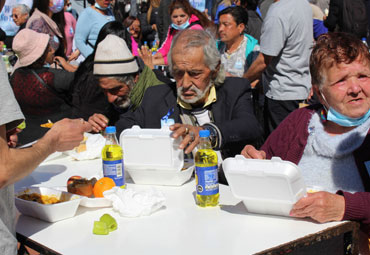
[93,177,116,198]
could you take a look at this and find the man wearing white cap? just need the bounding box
[0,0,91,253]
[88,34,163,132]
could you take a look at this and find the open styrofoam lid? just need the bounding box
[120,126,184,170]
[223,155,306,203]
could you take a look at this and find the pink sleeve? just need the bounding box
[190,24,204,31]
[158,28,173,64]
[131,37,139,56]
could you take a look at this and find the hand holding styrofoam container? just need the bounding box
[223,155,307,217]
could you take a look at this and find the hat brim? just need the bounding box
[93,59,139,76]
[16,32,50,68]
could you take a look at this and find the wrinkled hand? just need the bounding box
[88,113,109,133]
[6,128,21,148]
[170,124,204,154]
[151,24,157,31]
[241,145,266,159]
[290,192,345,223]
[43,118,92,152]
[68,49,80,62]
[138,45,154,70]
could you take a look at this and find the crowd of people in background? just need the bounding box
[2,0,370,253]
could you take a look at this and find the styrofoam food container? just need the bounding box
[120,125,184,172]
[80,197,112,207]
[54,186,112,208]
[223,155,306,217]
[127,163,194,186]
[15,187,82,222]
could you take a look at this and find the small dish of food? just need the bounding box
[15,187,82,222]
[66,176,113,208]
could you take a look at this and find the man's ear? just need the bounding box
[238,23,245,35]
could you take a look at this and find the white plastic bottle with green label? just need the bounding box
[102,126,125,187]
[195,130,219,207]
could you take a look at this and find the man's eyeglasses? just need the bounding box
[11,14,18,19]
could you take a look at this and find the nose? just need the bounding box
[347,77,362,95]
[218,24,224,32]
[181,72,192,89]
[107,93,118,103]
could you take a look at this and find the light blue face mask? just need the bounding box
[95,2,109,10]
[171,19,190,30]
[321,93,370,127]
[326,107,370,127]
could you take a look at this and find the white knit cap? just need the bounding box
[93,34,139,76]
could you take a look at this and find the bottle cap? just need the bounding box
[199,130,210,137]
[105,126,116,134]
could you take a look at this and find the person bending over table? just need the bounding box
[241,32,370,250]
[116,29,263,162]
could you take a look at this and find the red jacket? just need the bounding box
[261,105,370,235]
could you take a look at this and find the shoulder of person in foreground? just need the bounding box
[116,83,176,135]
[216,76,252,96]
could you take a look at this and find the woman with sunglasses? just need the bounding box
[12,4,30,31]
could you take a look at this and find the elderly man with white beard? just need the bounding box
[115,29,263,168]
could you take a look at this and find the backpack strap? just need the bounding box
[31,69,72,106]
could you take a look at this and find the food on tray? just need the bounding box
[93,213,117,235]
[93,177,116,198]
[67,176,97,197]
[17,193,62,204]
[40,120,53,128]
[67,176,115,198]
[75,136,88,153]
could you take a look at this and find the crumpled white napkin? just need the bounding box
[103,187,166,217]
[66,133,106,160]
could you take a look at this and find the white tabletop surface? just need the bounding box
[15,153,345,255]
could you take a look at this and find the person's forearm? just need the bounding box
[0,128,56,188]
[243,53,269,83]
[62,62,78,72]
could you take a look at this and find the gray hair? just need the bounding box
[168,29,225,86]
[13,4,30,15]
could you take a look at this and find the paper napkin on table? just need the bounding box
[103,187,166,217]
[66,133,106,160]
